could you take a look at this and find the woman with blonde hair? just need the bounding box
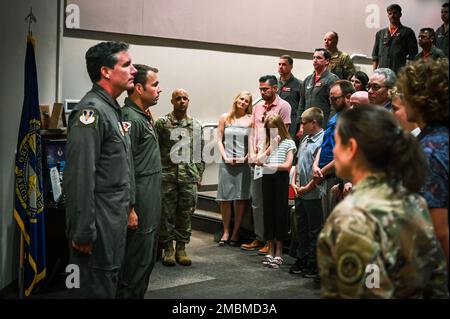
[216,91,253,246]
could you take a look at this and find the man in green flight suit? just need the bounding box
[64,41,137,298]
[155,89,205,267]
[116,64,162,298]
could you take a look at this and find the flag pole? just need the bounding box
[18,233,24,299]
[17,7,37,299]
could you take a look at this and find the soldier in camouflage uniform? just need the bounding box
[64,42,137,298]
[317,106,448,298]
[117,65,162,298]
[155,89,205,266]
[323,32,356,80]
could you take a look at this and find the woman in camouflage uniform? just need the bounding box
[317,105,448,298]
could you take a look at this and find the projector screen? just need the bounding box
[65,0,445,57]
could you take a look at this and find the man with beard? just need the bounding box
[241,75,291,256]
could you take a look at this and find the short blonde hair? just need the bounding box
[301,107,324,127]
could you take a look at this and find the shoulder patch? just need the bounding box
[337,251,364,284]
[78,109,98,127]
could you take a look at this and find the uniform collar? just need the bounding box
[330,50,341,59]
[92,83,121,112]
[168,112,192,125]
[351,173,386,194]
[124,97,149,118]
[312,69,330,81]
[279,73,294,85]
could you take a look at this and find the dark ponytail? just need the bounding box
[337,105,426,192]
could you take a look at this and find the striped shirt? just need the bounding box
[266,139,297,164]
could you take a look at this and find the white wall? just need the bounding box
[0,0,58,290]
[62,36,372,123]
[61,35,371,186]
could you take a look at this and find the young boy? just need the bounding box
[289,107,325,280]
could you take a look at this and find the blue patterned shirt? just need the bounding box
[418,125,449,209]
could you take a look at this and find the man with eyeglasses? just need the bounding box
[415,28,446,61]
[241,75,291,254]
[367,68,397,110]
[313,80,355,221]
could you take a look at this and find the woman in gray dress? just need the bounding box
[216,91,253,246]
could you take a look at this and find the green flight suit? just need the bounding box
[64,83,134,298]
[277,74,303,139]
[155,113,205,244]
[116,98,162,299]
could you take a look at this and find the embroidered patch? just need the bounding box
[122,121,131,133]
[79,109,96,125]
[337,252,364,284]
[118,122,125,136]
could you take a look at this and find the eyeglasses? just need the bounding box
[367,83,388,91]
[261,110,268,123]
[329,95,344,102]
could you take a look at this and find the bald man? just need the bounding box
[323,31,356,80]
[349,91,369,107]
[155,89,205,267]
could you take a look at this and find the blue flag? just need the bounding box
[14,35,46,296]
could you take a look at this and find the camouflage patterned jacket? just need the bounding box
[155,112,205,184]
[317,174,448,299]
[328,50,356,80]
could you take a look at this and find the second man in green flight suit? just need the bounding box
[117,64,162,298]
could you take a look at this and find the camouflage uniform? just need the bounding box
[328,50,356,80]
[317,174,448,299]
[155,112,205,244]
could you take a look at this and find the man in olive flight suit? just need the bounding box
[155,89,205,267]
[116,65,163,298]
[64,41,137,298]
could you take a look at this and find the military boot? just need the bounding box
[162,241,176,267]
[175,242,192,266]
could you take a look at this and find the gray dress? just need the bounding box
[216,124,251,201]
